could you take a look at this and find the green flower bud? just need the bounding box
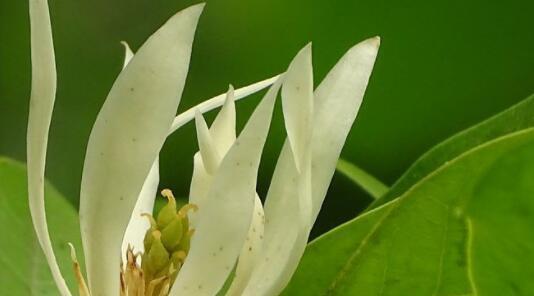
[161,216,183,251]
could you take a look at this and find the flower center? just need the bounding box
[121,189,197,296]
[71,189,197,296]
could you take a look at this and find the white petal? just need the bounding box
[79,5,204,295]
[281,44,314,173]
[170,77,282,296]
[225,194,265,296]
[27,0,72,295]
[241,45,315,296]
[120,41,134,69]
[243,38,380,296]
[169,75,281,134]
[310,36,380,221]
[195,111,220,174]
[121,158,159,263]
[209,85,236,155]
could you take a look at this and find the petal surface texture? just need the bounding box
[226,194,265,296]
[170,78,282,296]
[79,5,203,295]
[27,0,72,295]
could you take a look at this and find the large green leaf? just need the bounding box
[0,157,82,295]
[371,93,534,209]
[285,107,534,294]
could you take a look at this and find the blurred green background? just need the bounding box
[1,0,532,236]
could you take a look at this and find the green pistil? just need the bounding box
[140,189,197,290]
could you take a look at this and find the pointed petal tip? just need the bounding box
[183,2,206,17]
[300,42,313,56]
[120,40,131,49]
[369,36,381,48]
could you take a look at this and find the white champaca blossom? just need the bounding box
[26,1,379,296]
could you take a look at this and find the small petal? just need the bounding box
[79,4,204,295]
[27,0,72,295]
[120,41,134,69]
[121,158,160,263]
[209,85,236,155]
[194,111,220,174]
[169,77,282,296]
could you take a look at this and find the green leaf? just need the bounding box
[336,158,389,199]
[285,96,534,295]
[371,93,534,209]
[0,157,82,295]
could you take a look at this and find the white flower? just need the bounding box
[26,1,379,296]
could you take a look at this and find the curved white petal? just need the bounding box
[195,111,220,174]
[27,0,72,295]
[310,36,380,221]
[169,75,281,134]
[225,194,265,296]
[79,5,204,295]
[170,78,282,296]
[120,41,134,69]
[241,45,315,296]
[209,85,236,155]
[120,158,159,263]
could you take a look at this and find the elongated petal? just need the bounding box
[255,38,380,295]
[195,111,220,174]
[209,85,236,155]
[27,0,72,295]
[169,75,281,134]
[79,5,204,295]
[170,78,282,296]
[226,194,265,296]
[121,158,159,262]
[121,41,134,69]
[281,44,314,173]
[241,45,315,296]
[310,36,380,220]
[246,37,380,296]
